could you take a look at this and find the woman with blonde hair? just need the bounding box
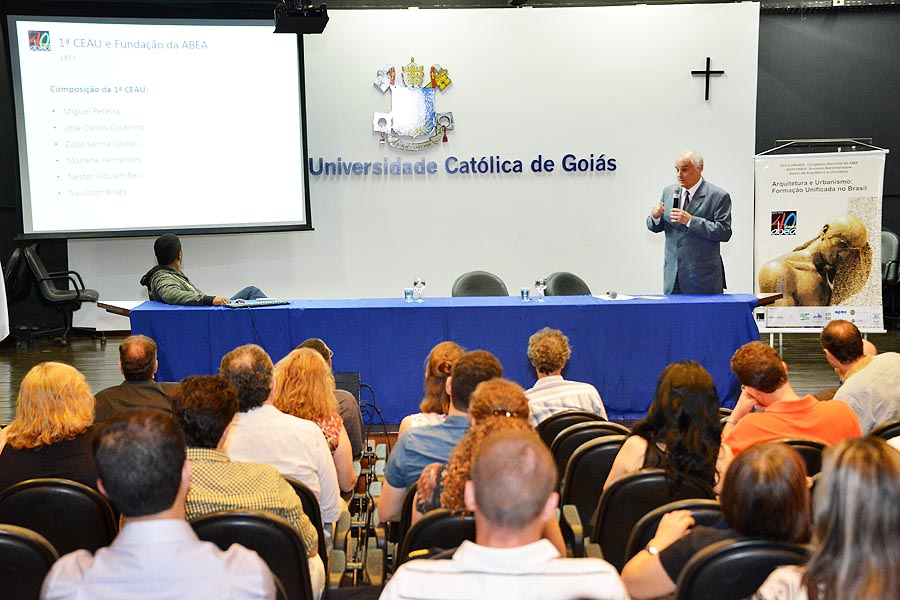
[0,362,98,490]
[415,378,565,554]
[273,348,356,492]
[398,341,464,437]
[753,437,900,600]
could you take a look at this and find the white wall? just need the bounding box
[70,4,759,330]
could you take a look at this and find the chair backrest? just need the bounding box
[22,244,58,297]
[284,476,328,572]
[590,469,716,571]
[676,539,811,600]
[0,524,59,600]
[550,421,630,483]
[868,417,900,441]
[0,478,118,555]
[3,247,32,301]
[779,438,826,475]
[450,271,508,297]
[624,499,722,563]
[535,410,607,448]
[191,510,313,600]
[545,271,592,296]
[882,230,900,284]
[559,434,627,530]
[396,509,476,567]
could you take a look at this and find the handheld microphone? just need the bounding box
[673,187,681,210]
[606,291,617,299]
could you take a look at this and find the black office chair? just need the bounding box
[624,499,722,563]
[395,509,476,567]
[545,271,592,296]
[191,510,315,600]
[450,271,508,297]
[868,418,900,441]
[0,524,60,600]
[22,244,103,346]
[589,469,716,571]
[0,478,118,556]
[558,434,626,556]
[675,539,811,600]
[535,410,606,449]
[779,439,826,475]
[882,230,900,324]
[3,247,32,303]
[549,421,630,485]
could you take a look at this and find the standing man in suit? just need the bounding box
[646,151,732,294]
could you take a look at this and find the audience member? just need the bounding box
[753,437,900,600]
[621,442,812,599]
[378,350,502,522]
[397,341,465,437]
[140,233,265,306]
[94,335,174,422]
[605,361,731,493]
[274,348,356,493]
[723,341,861,455]
[171,375,324,598]
[525,327,607,425]
[819,319,900,433]
[0,362,98,491]
[41,410,276,599]
[219,344,342,525]
[297,337,365,457]
[381,429,628,600]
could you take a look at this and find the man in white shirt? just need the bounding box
[525,327,607,426]
[220,344,342,524]
[41,410,275,600]
[380,429,627,600]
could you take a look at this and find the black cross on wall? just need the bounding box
[691,57,725,101]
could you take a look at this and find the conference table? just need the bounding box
[130,294,759,424]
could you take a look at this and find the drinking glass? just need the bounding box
[534,278,547,302]
[413,278,426,303]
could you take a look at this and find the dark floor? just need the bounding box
[3,330,900,424]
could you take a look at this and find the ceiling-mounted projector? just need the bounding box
[274,2,329,34]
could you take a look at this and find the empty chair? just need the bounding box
[395,509,476,567]
[545,271,592,296]
[550,421,630,482]
[0,524,59,600]
[675,539,810,600]
[868,417,900,441]
[624,499,722,563]
[883,230,900,322]
[191,510,314,600]
[535,409,606,449]
[0,478,118,556]
[451,271,508,297]
[779,439,825,475]
[22,244,102,346]
[589,469,716,571]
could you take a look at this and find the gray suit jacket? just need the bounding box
[646,179,732,294]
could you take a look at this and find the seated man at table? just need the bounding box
[139,233,266,306]
[380,429,628,600]
[722,341,861,455]
[220,344,343,525]
[377,350,502,522]
[525,327,607,426]
[41,410,276,599]
[94,335,174,422]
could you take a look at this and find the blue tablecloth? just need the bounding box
[130,294,759,423]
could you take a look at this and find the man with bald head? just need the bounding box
[821,319,900,433]
[647,150,733,294]
[380,429,627,600]
[94,335,175,422]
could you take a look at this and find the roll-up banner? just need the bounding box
[754,149,888,330]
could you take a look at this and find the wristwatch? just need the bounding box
[645,542,660,556]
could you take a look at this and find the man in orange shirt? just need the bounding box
[722,341,861,455]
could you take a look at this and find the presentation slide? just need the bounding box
[7,17,311,237]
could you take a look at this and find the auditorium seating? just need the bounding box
[395,509,475,567]
[0,524,59,600]
[535,409,606,448]
[549,421,630,486]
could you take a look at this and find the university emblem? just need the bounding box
[373,57,454,151]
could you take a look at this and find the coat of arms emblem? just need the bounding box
[373,57,453,151]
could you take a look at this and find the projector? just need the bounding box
[274,2,329,34]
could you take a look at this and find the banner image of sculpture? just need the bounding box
[754,150,887,329]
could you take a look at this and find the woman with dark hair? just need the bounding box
[397,341,465,437]
[604,361,731,493]
[753,437,900,600]
[621,442,812,599]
